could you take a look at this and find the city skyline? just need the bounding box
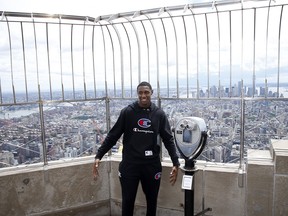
[0,79,287,100]
[1,92,287,168]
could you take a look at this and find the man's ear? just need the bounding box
[151,90,154,95]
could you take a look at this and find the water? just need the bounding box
[0,109,38,119]
[0,107,54,119]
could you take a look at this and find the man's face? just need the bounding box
[137,85,153,108]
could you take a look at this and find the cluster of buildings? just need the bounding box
[0,84,287,167]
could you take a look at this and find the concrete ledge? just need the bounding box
[274,175,288,215]
[271,139,288,216]
[0,155,271,216]
[247,149,274,216]
[200,164,245,216]
[0,156,110,216]
[271,139,288,175]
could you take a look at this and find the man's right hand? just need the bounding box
[93,159,100,180]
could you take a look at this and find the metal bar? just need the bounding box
[58,16,64,100]
[240,80,245,169]
[32,14,41,102]
[253,8,256,98]
[105,25,116,97]
[1,1,287,26]
[0,96,285,108]
[70,24,76,99]
[215,6,221,98]
[20,22,29,102]
[189,8,200,99]
[264,1,272,98]
[99,25,108,97]
[143,15,160,98]
[184,169,195,216]
[105,96,111,156]
[159,18,169,97]
[0,1,279,21]
[139,20,150,82]
[239,2,245,170]
[229,11,232,97]
[142,13,162,153]
[205,14,210,98]
[277,6,284,98]
[46,23,53,100]
[83,20,87,99]
[182,16,189,98]
[121,22,132,97]
[5,16,16,103]
[241,3,244,84]
[167,10,179,98]
[124,18,141,85]
[38,99,47,165]
[110,23,124,97]
[92,25,97,98]
[135,13,160,96]
[0,11,97,21]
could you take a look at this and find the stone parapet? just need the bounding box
[1,150,287,216]
[271,139,288,216]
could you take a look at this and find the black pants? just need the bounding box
[119,160,162,216]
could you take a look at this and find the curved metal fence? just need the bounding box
[0,0,287,168]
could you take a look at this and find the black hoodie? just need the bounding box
[95,101,180,166]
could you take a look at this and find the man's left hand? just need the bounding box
[169,166,179,185]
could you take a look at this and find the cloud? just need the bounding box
[0,0,287,95]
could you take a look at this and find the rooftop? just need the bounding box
[0,0,288,215]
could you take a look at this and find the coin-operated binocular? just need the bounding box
[173,117,211,216]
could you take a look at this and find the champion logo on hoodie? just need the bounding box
[138,118,151,128]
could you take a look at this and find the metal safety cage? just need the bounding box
[0,0,287,167]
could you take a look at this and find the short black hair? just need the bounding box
[137,81,152,91]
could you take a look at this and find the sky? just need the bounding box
[0,0,203,17]
[0,0,287,95]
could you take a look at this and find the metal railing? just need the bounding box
[0,0,287,168]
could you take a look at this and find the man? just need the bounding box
[93,81,180,216]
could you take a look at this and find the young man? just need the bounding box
[93,81,180,216]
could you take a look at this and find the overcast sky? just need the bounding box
[0,0,205,17]
[0,0,287,96]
